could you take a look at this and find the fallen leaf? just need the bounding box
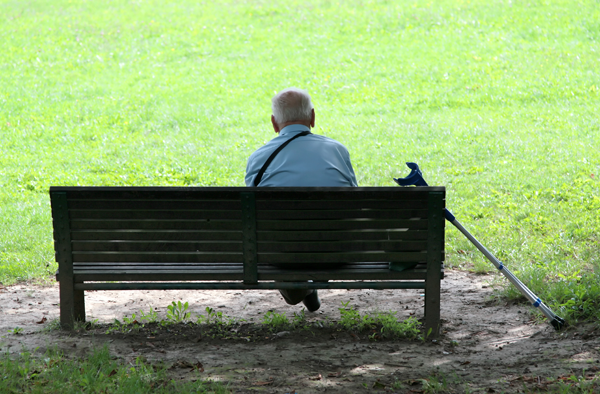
[36,317,47,324]
[108,369,117,377]
[192,362,204,372]
[460,361,471,365]
[309,374,322,381]
[327,372,342,378]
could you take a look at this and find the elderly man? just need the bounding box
[245,87,358,311]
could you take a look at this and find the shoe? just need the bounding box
[302,290,321,312]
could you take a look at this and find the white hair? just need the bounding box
[271,87,314,125]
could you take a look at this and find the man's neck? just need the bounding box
[278,120,311,130]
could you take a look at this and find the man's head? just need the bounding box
[271,87,315,133]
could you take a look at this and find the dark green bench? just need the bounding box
[50,186,445,335]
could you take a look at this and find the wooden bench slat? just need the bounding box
[70,262,426,270]
[256,229,428,242]
[73,272,245,281]
[257,219,427,231]
[70,220,242,231]
[72,252,244,263]
[72,270,440,282]
[70,219,425,231]
[257,252,430,264]
[72,241,244,252]
[68,200,242,210]
[70,210,243,220]
[71,240,428,253]
[69,208,428,221]
[255,200,428,210]
[70,229,429,243]
[67,199,426,211]
[71,251,441,264]
[256,209,428,220]
[258,240,429,253]
[59,186,442,201]
[253,189,435,201]
[70,230,242,241]
[64,188,244,200]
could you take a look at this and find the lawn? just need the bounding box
[1,0,598,322]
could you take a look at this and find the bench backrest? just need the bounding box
[50,187,445,283]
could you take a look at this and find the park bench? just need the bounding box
[50,186,446,335]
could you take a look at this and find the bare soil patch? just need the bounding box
[1,270,598,393]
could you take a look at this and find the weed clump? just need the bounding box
[338,301,422,340]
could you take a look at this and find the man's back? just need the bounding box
[245,124,357,187]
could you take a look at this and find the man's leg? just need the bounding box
[278,287,321,312]
[278,288,313,305]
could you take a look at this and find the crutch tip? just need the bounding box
[550,316,567,331]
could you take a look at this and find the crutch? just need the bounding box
[394,162,566,330]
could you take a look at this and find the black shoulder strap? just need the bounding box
[253,131,311,186]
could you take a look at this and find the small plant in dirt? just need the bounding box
[376,313,421,340]
[338,301,375,331]
[74,319,101,332]
[196,307,240,338]
[39,318,61,333]
[197,307,236,326]
[106,318,142,334]
[8,327,23,335]
[337,301,422,340]
[122,313,139,325]
[137,305,160,323]
[167,301,191,323]
[424,375,448,394]
[292,309,307,328]
[262,311,289,332]
[261,310,308,333]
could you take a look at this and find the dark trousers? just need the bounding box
[274,263,344,305]
[278,288,314,305]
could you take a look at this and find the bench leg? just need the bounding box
[74,286,86,323]
[60,282,86,329]
[424,276,441,338]
[59,280,75,330]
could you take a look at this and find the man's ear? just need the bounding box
[271,115,280,134]
[310,108,315,128]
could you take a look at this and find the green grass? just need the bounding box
[0,345,229,393]
[1,0,599,322]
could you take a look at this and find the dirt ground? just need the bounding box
[1,270,599,393]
